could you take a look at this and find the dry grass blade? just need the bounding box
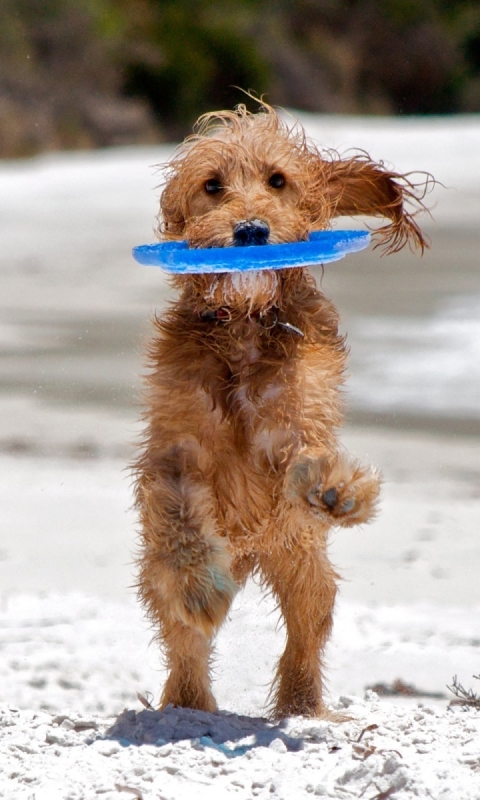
[136,691,155,710]
[114,785,144,799]
[447,674,480,708]
[370,788,396,800]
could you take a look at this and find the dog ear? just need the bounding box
[158,175,187,240]
[321,156,431,254]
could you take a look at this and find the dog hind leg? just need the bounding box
[259,544,338,719]
[136,444,237,710]
[158,621,218,711]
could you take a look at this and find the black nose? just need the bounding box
[233,219,270,246]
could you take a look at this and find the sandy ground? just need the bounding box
[0,115,479,798]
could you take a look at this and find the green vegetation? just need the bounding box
[1,0,480,155]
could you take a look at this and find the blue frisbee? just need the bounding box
[132,229,370,274]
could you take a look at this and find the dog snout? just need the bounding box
[233,219,270,246]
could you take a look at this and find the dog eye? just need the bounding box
[268,173,286,189]
[204,179,223,195]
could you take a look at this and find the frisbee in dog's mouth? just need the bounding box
[132,230,370,274]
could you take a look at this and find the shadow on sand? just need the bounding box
[104,705,313,757]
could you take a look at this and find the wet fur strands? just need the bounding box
[133,103,430,719]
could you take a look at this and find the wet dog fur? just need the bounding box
[133,103,428,719]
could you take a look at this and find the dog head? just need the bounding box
[158,103,430,310]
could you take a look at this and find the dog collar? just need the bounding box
[133,230,370,274]
[199,307,305,337]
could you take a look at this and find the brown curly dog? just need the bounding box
[133,103,429,719]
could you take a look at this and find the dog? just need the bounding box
[133,103,428,719]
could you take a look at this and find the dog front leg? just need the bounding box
[136,444,237,711]
[286,450,381,526]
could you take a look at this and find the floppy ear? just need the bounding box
[322,155,431,254]
[158,175,187,240]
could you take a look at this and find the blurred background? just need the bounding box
[0,1,479,611]
[2,0,480,156]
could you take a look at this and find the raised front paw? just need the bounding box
[287,452,381,527]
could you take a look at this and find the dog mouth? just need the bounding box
[183,217,309,249]
[232,219,270,247]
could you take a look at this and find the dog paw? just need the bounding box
[287,453,381,527]
[160,681,218,713]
